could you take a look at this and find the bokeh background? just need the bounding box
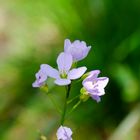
[0,0,140,140]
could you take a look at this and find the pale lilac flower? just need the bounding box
[32,64,48,87]
[46,52,87,86]
[56,125,73,140]
[64,39,91,62]
[82,70,109,102]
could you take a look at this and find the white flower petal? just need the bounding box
[55,79,71,86]
[68,67,87,80]
[83,81,94,90]
[86,70,100,79]
[96,77,109,88]
[96,88,105,96]
[57,52,73,73]
[64,39,91,61]
[64,39,71,52]
[40,64,59,79]
[56,125,73,140]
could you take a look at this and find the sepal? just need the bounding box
[80,87,90,102]
[40,84,49,93]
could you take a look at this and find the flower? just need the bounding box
[56,125,73,140]
[32,64,48,87]
[82,70,109,102]
[64,39,91,62]
[46,52,87,86]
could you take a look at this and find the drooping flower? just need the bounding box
[81,70,109,102]
[32,64,48,87]
[64,39,91,62]
[45,52,87,86]
[56,125,73,140]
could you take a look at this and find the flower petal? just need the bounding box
[35,69,47,83]
[41,64,59,79]
[90,94,101,102]
[32,81,44,87]
[57,52,72,73]
[83,81,94,90]
[56,125,73,140]
[68,67,87,80]
[82,46,91,59]
[54,79,71,86]
[64,40,91,61]
[32,66,48,88]
[86,70,100,80]
[96,88,105,96]
[64,39,71,52]
[96,77,109,88]
[73,40,80,46]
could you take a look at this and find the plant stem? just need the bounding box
[60,84,71,125]
[67,95,80,104]
[48,93,61,114]
[67,100,81,116]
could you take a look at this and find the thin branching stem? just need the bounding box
[60,84,71,125]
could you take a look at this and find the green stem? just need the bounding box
[60,84,71,125]
[67,95,80,104]
[67,100,81,116]
[48,93,61,114]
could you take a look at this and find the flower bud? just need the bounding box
[80,87,90,102]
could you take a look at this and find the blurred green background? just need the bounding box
[0,0,140,140]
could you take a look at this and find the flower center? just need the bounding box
[60,71,67,78]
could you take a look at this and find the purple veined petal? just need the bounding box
[56,125,73,140]
[67,46,83,61]
[54,78,71,86]
[85,70,100,80]
[88,87,105,96]
[72,40,91,61]
[35,70,47,83]
[64,39,71,52]
[90,94,101,102]
[90,70,100,77]
[41,64,60,79]
[82,46,91,59]
[64,39,91,61]
[57,52,73,73]
[40,64,48,70]
[73,40,80,46]
[84,82,106,96]
[82,80,94,91]
[96,77,109,88]
[32,66,47,88]
[87,77,109,96]
[33,67,48,87]
[32,80,44,87]
[82,70,100,87]
[81,41,86,46]
[68,67,87,80]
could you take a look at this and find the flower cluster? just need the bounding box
[33,39,109,140]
